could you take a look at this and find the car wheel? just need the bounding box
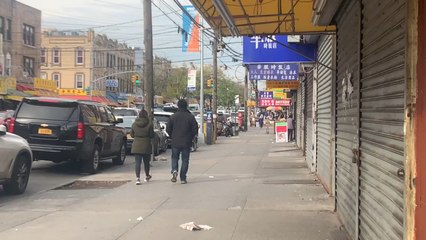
[3,154,31,195]
[82,145,100,174]
[112,142,126,165]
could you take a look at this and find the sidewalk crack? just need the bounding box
[115,197,170,240]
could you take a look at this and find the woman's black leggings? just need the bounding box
[135,154,151,178]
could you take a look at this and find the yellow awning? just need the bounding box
[189,0,335,37]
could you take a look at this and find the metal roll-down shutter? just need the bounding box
[335,1,361,239]
[316,35,335,193]
[358,1,406,239]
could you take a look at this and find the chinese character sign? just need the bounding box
[259,99,291,107]
[243,35,316,63]
[248,64,298,81]
[266,80,300,89]
[258,91,273,99]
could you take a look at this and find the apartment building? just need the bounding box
[40,29,135,94]
[0,0,41,83]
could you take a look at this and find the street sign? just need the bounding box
[248,63,299,81]
[187,69,197,92]
[105,79,119,88]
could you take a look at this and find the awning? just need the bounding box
[106,91,121,106]
[4,89,33,101]
[59,95,112,105]
[189,0,336,37]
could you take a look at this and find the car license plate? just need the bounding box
[38,128,52,135]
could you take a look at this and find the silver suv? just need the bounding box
[0,125,33,194]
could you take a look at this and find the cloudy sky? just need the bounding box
[18,0,245,80]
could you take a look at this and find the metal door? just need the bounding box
[300,78,306,152]
[316,35,335,193]
[305,70,314,171]
[296,83,303,148]
[335,1,361,239]
[358,0,406,239]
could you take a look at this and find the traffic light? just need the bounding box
[132,75,140,85]
[207,79,213,88]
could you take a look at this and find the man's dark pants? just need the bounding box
[288,129,294,141]
[171,147,191,181]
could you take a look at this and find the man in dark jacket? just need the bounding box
[166,99,198,184]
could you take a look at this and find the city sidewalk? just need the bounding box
[0,127,348,240]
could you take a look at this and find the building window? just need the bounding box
[75,73,84,89]
[23,24,35,46]
[52,73,61,88]
[5,53,11,76]
[76,48,84,65]
[53,48,61,64]
[23,56,35,77]
[6,19,11,41]
[40,72,47,79]
[40,48,47,65]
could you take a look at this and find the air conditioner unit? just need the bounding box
[288,35,301,43]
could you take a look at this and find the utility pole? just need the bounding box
[212,30,218,137]
[199,23,205,143]
[244,65,248,131]
[143,0,154,114]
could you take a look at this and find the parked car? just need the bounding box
[112,107,139,118]
[0,110,13,130]
[0,125,33,194]
[117,116,167,156]
[154,111,173,146]
[162,105,178,113]
[10,97,127,174]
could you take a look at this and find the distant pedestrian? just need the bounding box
[265,115,271,134]
[258,111,264,128]
[287,114,295,141]
[131,110,155,185]
[167,99,198,184]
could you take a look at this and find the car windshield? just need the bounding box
[113,109,137,116]
[155,115,170,123]
[117,117,136,128]
[17,101,78,121]
[0,112,6,118]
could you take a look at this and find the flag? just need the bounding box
[182,5,200,52]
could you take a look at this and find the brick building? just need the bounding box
[0,0,41,84]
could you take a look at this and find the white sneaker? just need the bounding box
[136,178,141,185]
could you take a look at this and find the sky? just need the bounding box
[18,0,246,81]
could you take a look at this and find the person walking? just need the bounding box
[131,110,155,185]
[167,99,198,184]
[287,114,295,141]
[265,115,271,134]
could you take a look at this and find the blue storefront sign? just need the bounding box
[248,63,299,81]
[243,35,316,63]
[259,91,273,99]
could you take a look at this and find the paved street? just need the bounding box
[0,128,348,240]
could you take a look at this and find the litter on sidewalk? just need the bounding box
[137,216,144,221]
[179,222,213,231]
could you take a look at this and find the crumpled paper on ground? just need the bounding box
[179,222,213,231]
